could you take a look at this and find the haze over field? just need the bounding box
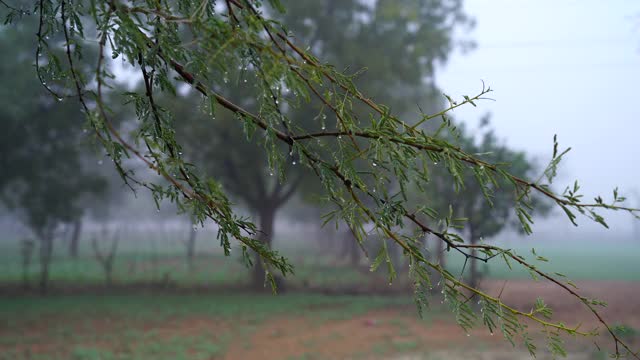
[439,0,640,235]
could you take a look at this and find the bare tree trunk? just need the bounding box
[468,226,479,290]
[92,230,119,287]
[348,233,360,266]
[68,219,82,258]
[252,206,275,290]
[21,238,35,289]
[38,231,54,294]
[185,225,197,271]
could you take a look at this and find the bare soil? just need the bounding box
[1,280,639,359]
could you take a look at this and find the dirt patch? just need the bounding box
[481,280,640,329]
[1,280,639,359]
[223,309,498,360]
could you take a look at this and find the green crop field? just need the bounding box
[0,231,638,288]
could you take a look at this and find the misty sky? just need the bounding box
[437,0,640,234]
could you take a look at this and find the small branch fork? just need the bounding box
[47,1,639,357]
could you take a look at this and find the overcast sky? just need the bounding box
[437,0,640,235]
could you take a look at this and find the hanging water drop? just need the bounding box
[466,333,470,337]
[292,160,297,165]
[321,125,326,130]
[372,162,377,167]
[97,159,103,165]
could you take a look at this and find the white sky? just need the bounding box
[437,0,640,235]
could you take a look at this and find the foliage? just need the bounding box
[0,11,107,291]
[2,0,640,357]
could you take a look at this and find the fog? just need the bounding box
[1,1,639,359]
[439,0,640,234]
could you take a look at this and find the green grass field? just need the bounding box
[0,231,638,288]
[0,294,418,359]
[1,232,638,359]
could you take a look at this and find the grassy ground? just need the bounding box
[0,231,638,288]
[1,289,637,360]
[0,294,418,359]
[0,232,638,359]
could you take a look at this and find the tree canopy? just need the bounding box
[2,0,639,357]
[171,0,471,286]
[0,14,107,291]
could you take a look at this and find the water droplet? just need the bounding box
[83,129,88,134]
[388,282,392,286]
[243,79,247,83]
[490,332,494,336]
[372,188,376,193]
[192,225,198,231]
[97,160,103,165]
[178,151,183,156]
[466,333,470,337]
[433,162,438,165]
[56,97,63,102]
[292,160,296,165]
[269,172,274,176]
[321,125,326,130]
[156,209,160,213]
[372,162,377,167]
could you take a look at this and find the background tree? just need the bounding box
[5,0,639,356]
[175,0,472,288]
[0,17,107,292]
[438,118,551,289]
